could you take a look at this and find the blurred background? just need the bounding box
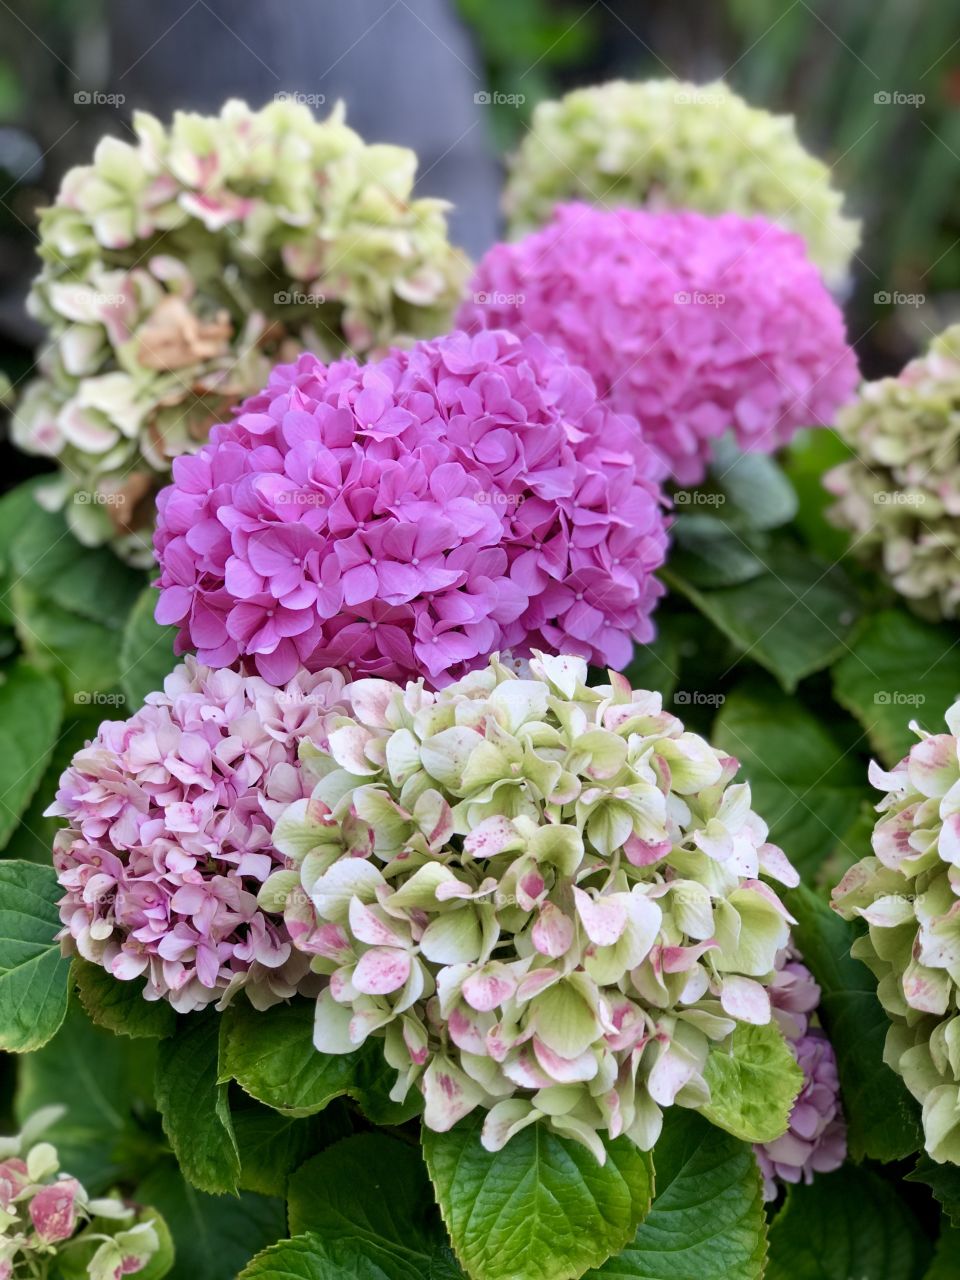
[0,0,957,425]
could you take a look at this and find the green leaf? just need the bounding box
[766,1166,931,1280]
[233,1102,351,1197]
[666,544,859,691]
[669,515,767,589]
[709,437,799,532]
[712,683,868,880]
[287,1133,461,1279]
[218,997,420,1124]
[0,479,50,624]
[136,1162,284,1280]
[155,1009,240,1195]
[832,609,960,767]
[924,1224,960,1280]
[3,709,103,864]
[9,499,144,625]
[786,883,922,1161]
[625,619,682,703]
[15,997,162,1192]
[0,660,63,849]
[423,1112,653,1280]
[120,588,179,711]
[782,427,856,563]
[12,581,125,698]
[0,859,71,1051]
[586,1110,765,1280]
[72,958,176,1040]
[906,1155,960,1228]
[237,1231,456,1280]
[700,1022,802,1143]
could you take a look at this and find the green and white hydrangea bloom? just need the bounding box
[264,653,801,1162]
[14,97,468,562]
[502,78,860,288]
[826,324,960,621]
[833,698,960,1163]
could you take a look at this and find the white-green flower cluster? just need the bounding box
[264,653,801,1161]
[14,98,467,562]
[832,700,960,1163]
[0,1107,163,1279]
[826,325,960,621]
[502,78,859,288]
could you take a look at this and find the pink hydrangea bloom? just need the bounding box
[459,205,859,485]
[152,328,669,685]
[48,659,348,1012]
[755,951,846,1198]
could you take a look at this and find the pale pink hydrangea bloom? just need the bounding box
[152,328,669,686]
[459,205,859,485]
[754,950,846,1198]
[49,658,348,1012]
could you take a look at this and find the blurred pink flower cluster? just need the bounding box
[152,328,669,686]
[754,950,846,1198]
[460,204,859,485]
[49,659,347,1012]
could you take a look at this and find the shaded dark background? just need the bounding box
[1,0,958,456]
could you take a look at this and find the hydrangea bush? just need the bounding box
[48,658,347,1012]
[13,99,466,562]
[0,1108,165,1280]
[502,78,861,288]
[826,324,960,619]
[153,328,669,682]
[460,205,859,484]
[263,653,801,1157]
[832,700,960,1164]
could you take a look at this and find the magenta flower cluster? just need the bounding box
[754,950,846,1198]
[459,205,859,485]
[49,659,348,1012]
[152,328,669,685]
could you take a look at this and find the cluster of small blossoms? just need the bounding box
[460,205,859,485]
[833,700,960,1164]
[0,1108,161,1280]
[754,949,846,1199]
[263,653,800,1161]
[49,659,348,1013]
[502,78,860,288]
[825,325,960,620]
[153,328,669,685]
[13,98,466,562]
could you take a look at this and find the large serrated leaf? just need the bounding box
[155,1009,240,1195]
[0,859,71,1051]
[587,1111,766,1280]
[831,609,960,767]
[700,1023,802,1143]
[423,1112,653,1280]
[766,1166,931,1280]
